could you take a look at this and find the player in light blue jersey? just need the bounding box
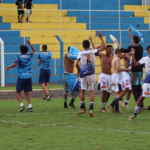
[38,45,52,101]
[6,39,35,112]
[129,46,150,120]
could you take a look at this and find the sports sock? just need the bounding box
[102,102,105,109]
[125,100,129,105]
[119,97,123,101]
[110,96,119,107]
[80,101,85,110]
[28,104,32,108]
[134,106,140,115]
[70,97,75,104]
[115,101,119,112]
[20,103,24,107]
[89,102,94,111]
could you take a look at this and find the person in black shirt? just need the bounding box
[17,0,24,23]
[24,0,34,22]
[114,27,144,110]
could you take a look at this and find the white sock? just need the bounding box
[28,104,32,108]
[80,101,84,104]
[102,102,105,108]
[104,102,107,106]
[135,106,140,113]
[125,100,129,104]
[20,103,24,107]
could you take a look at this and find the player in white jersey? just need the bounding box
[76,32,105,117]
[129,46,150,120]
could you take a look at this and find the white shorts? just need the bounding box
[80,74,95,91]
[98,73,111,93]
[122,71,132,90]
[112,73,125,92]
[142,83,150,97]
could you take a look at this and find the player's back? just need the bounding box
[38,51,52,70]
[64,53,74,73]
[17,53,33,79]
[112,56,121,74]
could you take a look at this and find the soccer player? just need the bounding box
[6,39,35,112]
[119,53,132,109]
[89,36,113,112]
[108,49,131,113]
[62,47,79,109]
[76,32,105,117]
[129,46,150,120]
[38,45,52,101]
[115,27,144,110]
[25,0,34,22]
[17,0,24,23]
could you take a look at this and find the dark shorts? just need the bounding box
[39,68,51,84]
[16,78,32,92]
[17,9,24,16]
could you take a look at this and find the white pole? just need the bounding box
[89,0,91,35]
[0,38,5,87]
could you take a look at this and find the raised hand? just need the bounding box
[128,27,131,32]
[98,32,102,38]
[114,38,118,43]
[88,36,93,41]
[26,39,30,44]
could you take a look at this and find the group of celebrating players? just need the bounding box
[5,27,150,121]
[63,28,150,120]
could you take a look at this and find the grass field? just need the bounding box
[0,85,63,91]
[0,96,150,150]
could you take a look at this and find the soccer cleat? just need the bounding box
[89,110,94,117]
[78,110,85,114]
[129,114,137,120]
[119,101,126,108]
[18,106,25,112]
[26,107,33,112]
[108,105,114,113]
[100,108,109,112]
[69,103,76,108]
[84,107,86,111]
[43,98,46,101]
[64,102,68,109]
[46,94,52,101]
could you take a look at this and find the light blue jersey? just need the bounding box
[14,53,33,79]
[38,51,52,70]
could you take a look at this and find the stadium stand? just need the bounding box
[0,0,149,84]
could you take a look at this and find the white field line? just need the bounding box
[0,88,63,93]
[0,119,150,135]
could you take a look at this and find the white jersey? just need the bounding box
[77,49,98,78]
[138,56,150,83]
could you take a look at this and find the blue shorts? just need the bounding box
[131,72,143,85]
[39,68,51,84]
[16,78,32,92]
[62,73,77,92]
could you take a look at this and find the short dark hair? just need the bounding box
[68,47,70,53]
[133,36,140,44]
[42,45,47,50]
[106,45,113,49]
[147,45,150,52]
[83,40,90,49]
[20,45,28,54]
[115,48,121,54]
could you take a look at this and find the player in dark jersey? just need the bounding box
[17,0,24,23]
[114,27,144,110]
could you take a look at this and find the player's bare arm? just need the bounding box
[76,60,80,77]
[114,38,122,49]
[97,32,106,52]
[116,58,130,72]
[26,39,36,54]
[131,48,139,67]
[89,36,96,49]
[6,63,17,72]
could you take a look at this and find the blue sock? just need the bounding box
[80,101,85,109]
[70,97,75,104]
[89,102,94,111]
[110,96,119,107]
[115,101,119,112]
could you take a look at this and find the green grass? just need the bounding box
[0,96,150,150]
[0,85,63,91]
